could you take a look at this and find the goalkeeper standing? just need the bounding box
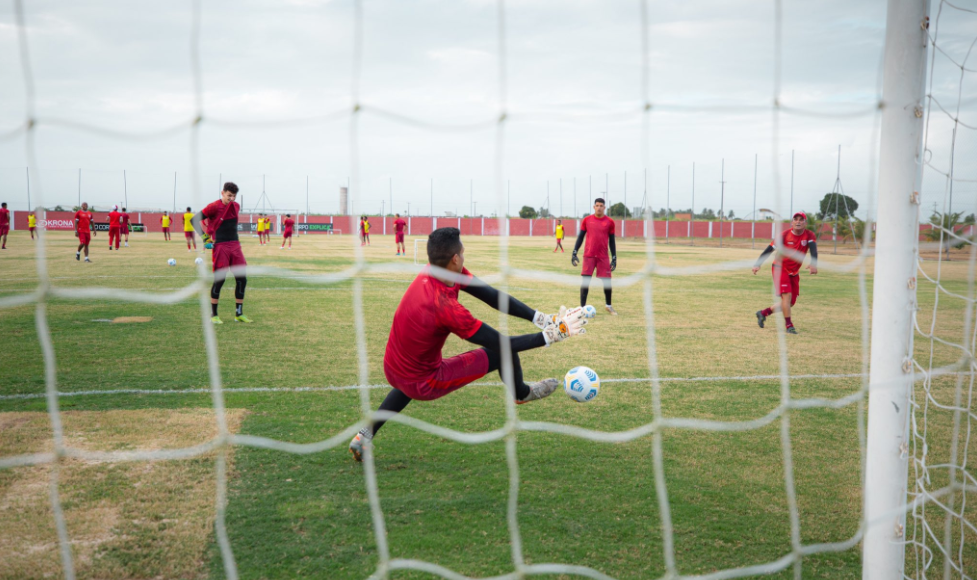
[193,182,252,324]
[571,198,618,315]
[349,227,587,461]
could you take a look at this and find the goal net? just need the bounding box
[0,1,976,579]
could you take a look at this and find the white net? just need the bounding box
[1,1,976,579]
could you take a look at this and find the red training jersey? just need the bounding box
[772,228,817,276]
[121,212,130,226]
[108,211,121,227]
[201,199,240,240]
[0,207,9,227]
[384,266,482,382]
[580,214,615,258]
[283,218,295,231]
[74,211,93,231]
[394,218,406,234]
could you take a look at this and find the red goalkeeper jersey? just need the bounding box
[384,266,482,383]
[772,228,817,276]
[580,214,615,258]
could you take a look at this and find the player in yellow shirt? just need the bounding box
[183,207,197,251]
[261,215,270,244]
[256,214,264,244]
[554,219,565,253]
[28,212,37,240]
[363,216,371,246]
[160,211,173,241]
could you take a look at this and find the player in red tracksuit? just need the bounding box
[74,202,95,262]
[571,198,618,315]
[107,207,122,250]
[121,208,131,247]
[753,211,819,334]
[0,202,10,250]
[394,213,406,255]
[348,227,588,461]
[193,182,252,324]
[280,214,295,249]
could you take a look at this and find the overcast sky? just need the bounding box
[0,0,974,219]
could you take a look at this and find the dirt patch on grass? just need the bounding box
[0,408,245,580]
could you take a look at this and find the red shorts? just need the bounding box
[0,225,8,236]
[78,231,91,245]
[395,232,405,243]
[185,231,195,239]
[582,256,611,278]
[773,266,800,306]
[384,349,489,401]
[28,227,35,232]
[212,241,247,273]
[283,229,293,239]
[162,227,170,233]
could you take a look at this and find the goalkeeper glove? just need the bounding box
[571,251,579,267]
[610,256,617,272]
[542,306,587,346]
[203,233,214,249]
[532,310,558,330]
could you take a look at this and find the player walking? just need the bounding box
[554,219,565,253]
[571,198,618,315]
[74,202,95,262]
[256,214,265,244]
[394,213,407,255]
[107,206,122,251]
[182,207,197,251]
[121,208,131,247]
[28,211,36,240]
[349,227,588,461]
[193,183,252,324]
[160,212,173,241]
[0,202,10,249]
[753,212,818,335]
[280,214,295,249]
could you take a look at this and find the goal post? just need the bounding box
[863,0,929,576]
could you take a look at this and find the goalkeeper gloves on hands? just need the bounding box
[532,310,557,330]
[203,234,214,249]
[542,305,588,346]
[571,251,579,267]
[610,256,617,272]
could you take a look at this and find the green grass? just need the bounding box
[0,231,975,579]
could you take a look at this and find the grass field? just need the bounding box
[0,230,975,580]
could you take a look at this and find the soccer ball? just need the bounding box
[167,258,176,266]
[195,257,204,265]
[583,305,597,319]
[564,366,600,403]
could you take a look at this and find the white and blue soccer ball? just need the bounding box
[582,305,597,319]
[564,366,600,403]
[195,257,204,265]
[167,258,176,266]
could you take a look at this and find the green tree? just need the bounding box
[607,202,631,218]
[727,209,735,219]
[924,211,966,259]
[518,205,538,219]
[539,207,551,218]
[818,193,859,220]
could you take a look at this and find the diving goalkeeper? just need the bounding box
[349,227,587,461]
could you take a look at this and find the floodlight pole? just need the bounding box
[26,167,31,211]
[666,166,670,243]
[172,171,177,213]
[790,149,795,218]
[430,178,433,217]
[719,158,726,248]
[306,175,309,216]
[691,162,695,247]
[560,178,563,218]
[78,168,81,207]
[863,0,928,577]
[123,170,128,209]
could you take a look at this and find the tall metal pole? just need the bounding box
[560,178,563,217]
[123,170,128,209]
[863,1,928,577]
[507,179,510,217]
[752,154,758,249]
[78,168,81,207]
[470,179,473,217]
[719,158,725,248]
[430,178,433,217]
[624,171,627,217]
[172,172,177,213]
[605,173,609,207]
[573,177,576,218]
[306,175,310,216]
[666,165,670,242]
[589,175,592,210]
[26,167,31,211]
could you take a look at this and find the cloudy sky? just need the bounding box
[0,0,974,219]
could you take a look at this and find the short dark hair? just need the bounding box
[1,202,6,208]
[286,213,291,217]
[187,206,192,212]
[594,198,606,205]
[122,207,127,211]
[427,227,463,268]
[223,182,239,194]
[396,213,400,217]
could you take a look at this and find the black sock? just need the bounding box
[604,287,612,306]
[236,303,243,316]
[372,388,413,436]
[580,279,591,308]
[212,303,218,317]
